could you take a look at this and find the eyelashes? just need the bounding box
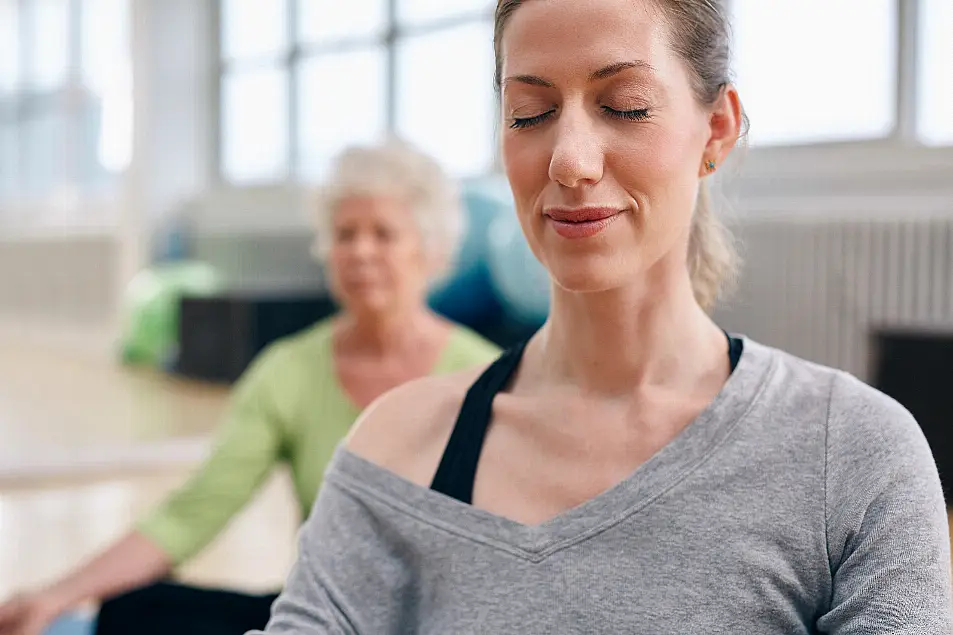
[510,110,555,129]
[509,106,651,130]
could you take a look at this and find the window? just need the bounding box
[221,65,290,183]
[395,22,496,177]
[396,0,492,26]
[219,0,290,183]
[218,0,497,184]
[21,109,69,197]
[731,0,898,146]
[917,0,953,146]
[0,0,18,93]
[25,0,71,91]
[221,0,288,62]
[0,0,132,206]
[0,124,15,199]
[82,0,132,181]
[297,0,386,44]
[297,47,388,180]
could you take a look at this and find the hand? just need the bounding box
[0,591,68,635]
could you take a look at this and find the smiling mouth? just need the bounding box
[544,207,624,239]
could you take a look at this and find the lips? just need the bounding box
[544,207,623,239]
[545,207,621,223]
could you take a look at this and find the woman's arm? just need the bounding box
[818,373,953,633]
[1,345,291,635]
[135,348,286,564]
[0,532,169,635]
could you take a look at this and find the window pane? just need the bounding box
[397,0,492,27]
[297,47,387,181]
[82,0,130,93]
[21,110,70,196]
[0,124,16,200]
[395,21,495,177]
[25,0,71,90]
[731,0,896,146]
[297,0,386,44]
[81,0,132,180]
[917,0,953,146]
[77,83,132,184]
[0,0,18,93]
[221,66,289,183]
[221,0,288,62]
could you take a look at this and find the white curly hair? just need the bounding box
[310,137,465,286]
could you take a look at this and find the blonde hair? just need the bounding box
[689,182,739,311]
[310,138,465,285]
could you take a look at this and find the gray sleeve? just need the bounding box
[817,373,953,633]
[249,549,353,635]
[246,488,358,635]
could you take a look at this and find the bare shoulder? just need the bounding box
[344,364,488,487]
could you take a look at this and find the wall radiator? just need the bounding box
[716,213,953,383]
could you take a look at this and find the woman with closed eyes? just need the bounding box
[253,1,953,633]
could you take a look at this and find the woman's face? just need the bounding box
[327,195,429,317]
[500,0,738,295]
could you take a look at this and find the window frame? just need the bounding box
[0,0,132,216]
[727,0,953,204]
[214,0,498,186]
[213,0,953,195]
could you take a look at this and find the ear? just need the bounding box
[699,84,743,178]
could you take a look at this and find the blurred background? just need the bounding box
[1,0,952,614]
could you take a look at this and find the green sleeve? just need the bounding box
[136,344,290,565]
[440,328,502,371]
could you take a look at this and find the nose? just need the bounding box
[548,109,604,188]
[349,232,378,261]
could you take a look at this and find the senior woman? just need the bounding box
[0,139,500,635]
[254,0,952,633]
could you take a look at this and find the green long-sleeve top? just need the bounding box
[136,318,501,565]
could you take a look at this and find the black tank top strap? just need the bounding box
[430,332,744,504]
[727,333,744,371]
[429,339,529,504]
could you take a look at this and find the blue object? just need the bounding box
[428,181,512,326]
[486,213,550,324]
[45,612,96,635]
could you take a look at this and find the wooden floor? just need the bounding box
[0,333,298,601]
[1,329,951,606]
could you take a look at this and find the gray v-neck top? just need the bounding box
[251,338,952,634]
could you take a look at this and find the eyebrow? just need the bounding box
[503,60,655,88]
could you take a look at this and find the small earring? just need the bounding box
[705,160,717,173]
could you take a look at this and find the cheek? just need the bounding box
[503,134,550,200]
[612,122,705,239]
[616,123,700,186]
[326,246,347,275]
[385,237,427,279]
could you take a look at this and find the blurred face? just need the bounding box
[500,0,739,294]
[327,195,429,316]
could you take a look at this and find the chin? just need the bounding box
[547,252,638,295]
[344,290,394,315]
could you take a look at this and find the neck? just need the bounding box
[337,303,439,357]
[534,264,727,396]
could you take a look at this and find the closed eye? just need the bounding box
[602,106,651,121]
[510,109,556,130]
[509,106,651,130]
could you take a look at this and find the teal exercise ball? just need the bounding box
[486,214,550,324]
[428,181,511,325]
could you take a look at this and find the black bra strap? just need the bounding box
[429,339,529,504]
